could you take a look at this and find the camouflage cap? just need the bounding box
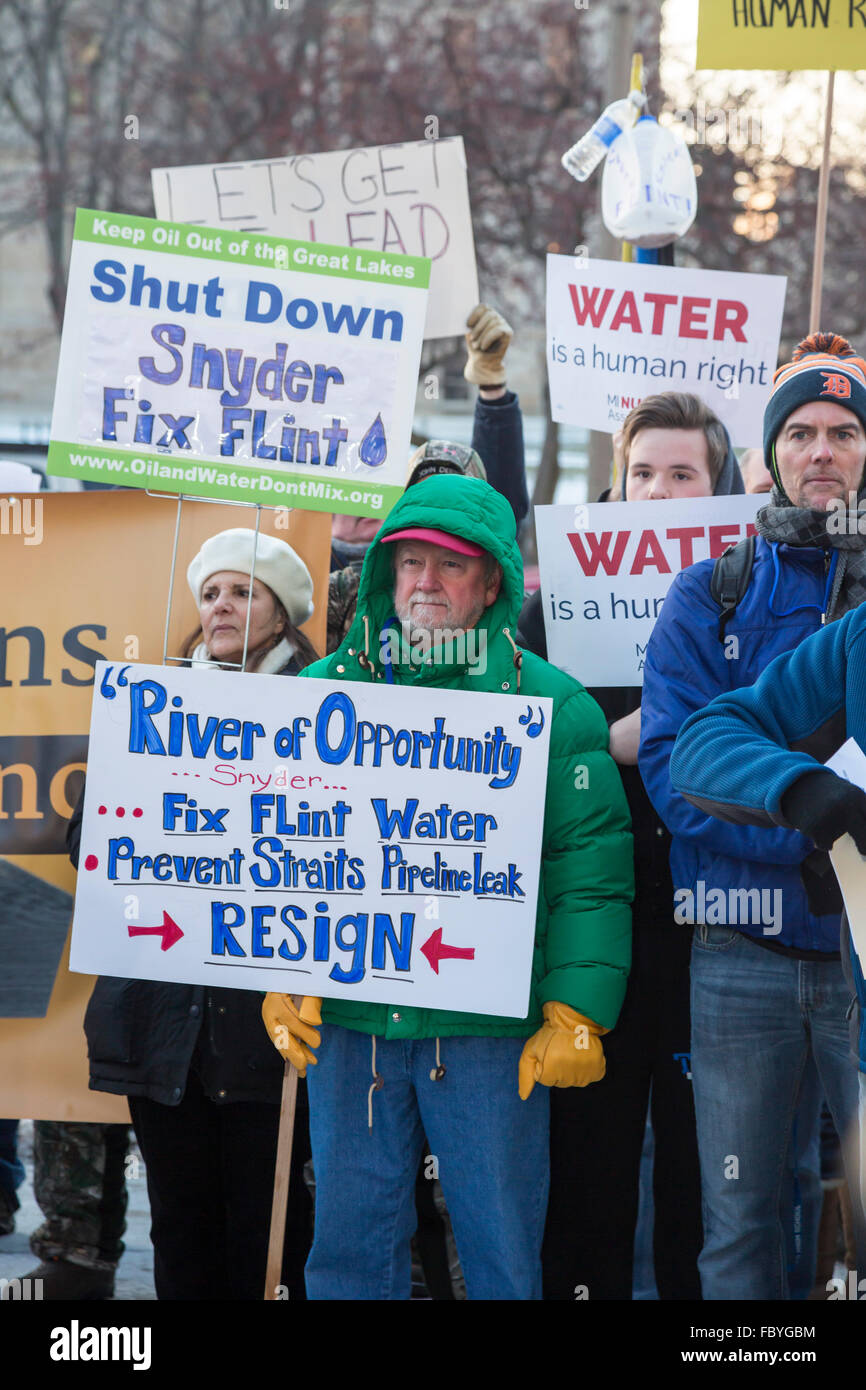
[406,439,487,489]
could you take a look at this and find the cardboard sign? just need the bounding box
[70,663,551,1019]
[698,0,866,71]
[0,861,72,1018]
[151,138,478,340]
[0,491,328,1118]
[546,256,786,445]
[536,495,764,686]
[48,209,429,517]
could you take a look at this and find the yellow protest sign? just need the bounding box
[698,0,866,70]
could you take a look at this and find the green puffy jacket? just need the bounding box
[300,475,633,1040]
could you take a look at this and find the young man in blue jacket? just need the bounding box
[638,333,866,1298]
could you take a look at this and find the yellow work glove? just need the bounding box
[262,994,323,1076]
[518,1002,608,1100]
[463,303,513,386]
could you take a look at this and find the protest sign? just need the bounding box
[151,138,477,341]
[697,0,866,71]
[70,663,552,1019]
[0,861,72,1018]
[827,740,866,969]
[47,209,429,517]
[535,495,764,686]
[546,256,786,445]
[0,491,328,1118]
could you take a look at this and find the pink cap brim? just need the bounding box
[382,527,484,557]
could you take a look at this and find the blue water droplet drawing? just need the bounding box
[359,413,387,467]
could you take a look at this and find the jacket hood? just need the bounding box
[714,425,745,497]
[356,474,523,651]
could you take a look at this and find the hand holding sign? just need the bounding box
[262,994,322,1075]
[780,767,866,853]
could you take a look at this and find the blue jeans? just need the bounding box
[691,924,864,1300]
[858,1071,866,1223]
[306,1027,549,1300]
[0,1120,24,1201]
[784,1054,822,1300]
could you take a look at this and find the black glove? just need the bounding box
[800,849,844,917]
[781,769,866,853]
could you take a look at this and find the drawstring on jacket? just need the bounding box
[502,628,522,694]
[367,1035,447,1131]
[429,1037,446,1082]
[358,613,376,675]
[367,1035,384,1130]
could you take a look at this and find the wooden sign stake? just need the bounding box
[264,1057,300,1300]
[809,70,835,334]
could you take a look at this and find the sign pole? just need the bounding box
[809,69,835,334]
[264,1056,300,1300]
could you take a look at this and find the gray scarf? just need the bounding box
[755,485,866,620]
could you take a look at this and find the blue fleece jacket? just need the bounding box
[639,532,843,953]
[668,601,866,1066]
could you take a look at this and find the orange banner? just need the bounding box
[0,490,329,1119]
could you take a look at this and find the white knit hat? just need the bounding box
[186,529,314,627]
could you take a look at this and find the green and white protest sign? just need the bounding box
[70,663,552,1018]
[48,209,430,517]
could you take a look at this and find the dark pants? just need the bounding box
[0,1119,24,1201]
[31,1122,129,1269]
[543,917,702,1301]
[129,1071,312,1301]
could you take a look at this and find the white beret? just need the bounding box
[186,528,314,627]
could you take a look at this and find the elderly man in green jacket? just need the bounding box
[263,474,633,1299]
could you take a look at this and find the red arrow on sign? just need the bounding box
[420,927,476,975]
[127,912,184,951]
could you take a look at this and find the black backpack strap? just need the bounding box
[709,534,756,644]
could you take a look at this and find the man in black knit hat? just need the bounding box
[638,334,866,1299]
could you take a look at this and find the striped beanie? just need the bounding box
[763,333,866,493]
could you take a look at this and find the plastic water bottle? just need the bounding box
[561,90,646,183]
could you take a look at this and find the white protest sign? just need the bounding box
[546,256,786,445]
[70,663,552,1018]
[536,494,764,686]
[47,209,429,518]
[0,462,41,491]
[826,738,866,970]
[151,138,478,341]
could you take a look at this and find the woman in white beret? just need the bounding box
[182,527,318,674]
[79,528,319,1301]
